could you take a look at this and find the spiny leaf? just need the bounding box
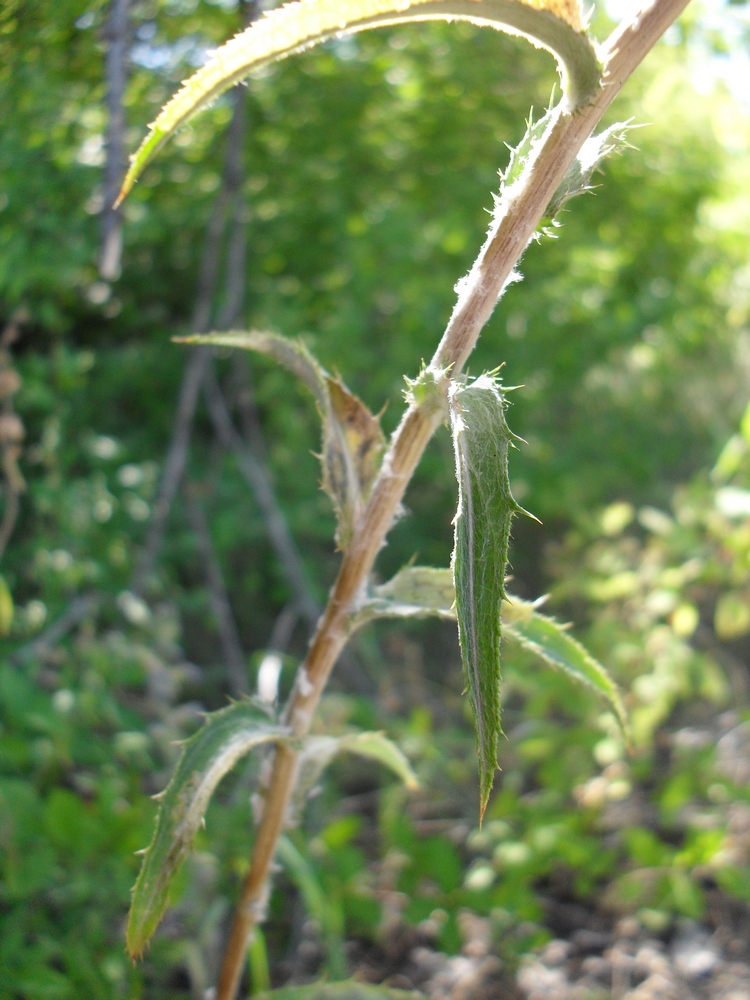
[179,331,384,548]
[499,107,553,193]
[350,563,628,741]
[255,982,423,1000]
[502,595,629,740]
[542,120,632,225]
[127,700,288,958]
[117,0,601,204]
[352,565,456,628]
[449,374,525,819]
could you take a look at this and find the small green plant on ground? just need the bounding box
[112,1,694,997]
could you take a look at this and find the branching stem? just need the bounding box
[215,2,692,996]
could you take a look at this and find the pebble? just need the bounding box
[513,922,750,1000]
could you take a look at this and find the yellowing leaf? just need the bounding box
[715,591,750,641]
[0,576,13,637]
[118,0,600,204]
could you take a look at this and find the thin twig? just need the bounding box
[185,483,249,696]
[202,365,320,628]
[215,3,693,996]
[132,85,249,594]
[267,601,299,654]
[100,0,130,280]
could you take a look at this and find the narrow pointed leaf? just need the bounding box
[255,982,423,999]
[127,700,288,958]
[180,331,384,548]
[117,0,601,204]
[450,374,524,818]
[502,596,629,740]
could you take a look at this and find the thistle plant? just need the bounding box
[116,1,692,996]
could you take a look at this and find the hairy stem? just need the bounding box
[215,1,692,996]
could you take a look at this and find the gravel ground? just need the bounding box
[337,908,750,999]
[516,918,750,1000]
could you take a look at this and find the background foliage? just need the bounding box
[1,0,750,997]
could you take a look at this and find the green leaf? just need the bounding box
[255,982,423,1000]
[501,596,629,739]
[117,0,601,204]
[449,374,526,818]
[338,730,419,789]
[127,699,288,958]
[350,565,627,741]
[295,730,418,814]
[180,331,384,548]
[352,565,455,628]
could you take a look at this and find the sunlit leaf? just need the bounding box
[0,576,13,637]
[449,373,527,817]
[127,700,288,958]
[714,591,750,641]
[180,331,384,548]
[117,0,601,204]
[502,595,629,739]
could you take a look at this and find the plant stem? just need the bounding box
[215,1,692,996]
